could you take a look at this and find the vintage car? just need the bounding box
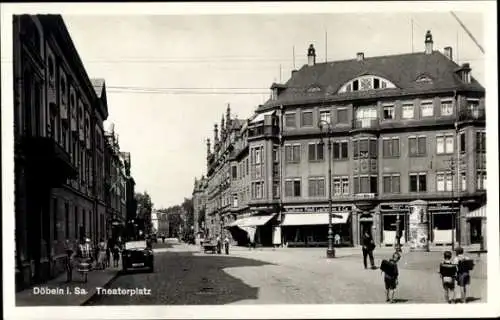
[122,240,154,273]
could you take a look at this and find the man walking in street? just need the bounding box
[223,234,230,255]
[362,231,376,269]
[216,234,222,254]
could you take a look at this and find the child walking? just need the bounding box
[380,252,401,303]
[454,247,474,303]
[439,251,457,303]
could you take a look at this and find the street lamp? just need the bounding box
[318,120,335,259]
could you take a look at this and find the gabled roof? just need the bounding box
[258,51,484,110]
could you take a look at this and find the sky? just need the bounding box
[61,11,485,209]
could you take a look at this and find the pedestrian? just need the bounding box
[453,247,474,303]
[113,243,120,268]
[97,239,107,270]
[439,250,457,303]
[76,238,93,283]
[216,234,222,254]
[64,239,75,283]
[223,234,230,255]
[334,233,341,246]
[380,252,401,303]
[362,231,376,269]
[162,235,166,243]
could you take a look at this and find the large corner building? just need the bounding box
[197,30,486,250]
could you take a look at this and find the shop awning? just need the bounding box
[227,213,277,227]
[467,205,487,218]
[281,212,350,226]
[250,110,275,124]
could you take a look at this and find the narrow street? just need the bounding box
[86,241,487,305]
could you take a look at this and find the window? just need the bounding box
[272,181,280,199]
[285,144,301,163]
[333,177,349,195]
[320,110,331,124]
[436,135,454,154]
[252,182,264,199]
[246,158,249,175]
[285,113,296,127]
[461,172,467,191]
[402,104,414,119]
[232,195,238,208]
[355,107,377,119]
[382,137,400,157]
[332,141,348,160]
[339,76,395,93]
[440,100,453,116]
[383,174,400,193]
[409,136,427,157]
[459,132,466,153]
[308,177,325,197]
[353,138,376,159]
[232,166,237,179]
[273,146,279,162]
[409,173,427,192]
[476,131,486,153]
[477,170,486,190]
[420,102,434,117]
[52,198,58,241]
[301,111,313,127]
[467,99,480,118]
[255,148,262,164]
[383,106,394,120]
[308,143,324,161]
[436,172,453,191]
[285,179,301,197]
[65,203,69,239]
[337,108,348,123]
[353,175,377,194]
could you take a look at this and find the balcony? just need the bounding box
[458,107,485,124]
[351,118,379,133]
[353,193,378,211]
[248,124,280,140]
[22,136,77,187]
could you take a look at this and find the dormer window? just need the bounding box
[416,74,433,83]
[338,75,396,93]
[307,86,321,93]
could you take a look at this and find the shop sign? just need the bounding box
[380,204,408,211]
[285,205,351,213]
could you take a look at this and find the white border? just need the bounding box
[2,1,499,319]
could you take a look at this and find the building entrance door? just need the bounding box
[469,218,482,244]
[359,220,373,243]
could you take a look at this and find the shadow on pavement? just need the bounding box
[85,251,275,305]
[391,298,409,303]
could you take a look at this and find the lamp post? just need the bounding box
[318,120,335,258]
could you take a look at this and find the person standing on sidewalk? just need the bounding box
[362,231,376,269]
[216,234,222,254]
[223,234,230,255]
[64,239,75,283]
[76,238,93,283]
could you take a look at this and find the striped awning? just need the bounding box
[467,205,487,218]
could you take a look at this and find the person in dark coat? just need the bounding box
[362,231,376,269]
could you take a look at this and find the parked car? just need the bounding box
[122,240,154,273]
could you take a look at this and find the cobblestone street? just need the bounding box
[86,242,487,305]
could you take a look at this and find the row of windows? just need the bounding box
[283,132,486,163]
[281,170,487,197]
[282,99,480,128]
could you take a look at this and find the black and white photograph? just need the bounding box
[1,2,498,319]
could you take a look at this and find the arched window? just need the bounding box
[338,75,397,93]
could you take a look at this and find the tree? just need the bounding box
[181,197,194,231]
[135,191,153,235]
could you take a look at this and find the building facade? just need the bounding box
[192,175,208,236]
[200,30,486,249]
[13,14,117,290]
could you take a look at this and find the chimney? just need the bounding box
[307,44,316,66]
[291,69,298,77]
[213,124,219,145]
[425,30,433,54]
[356,52,364,61]
[443,46,453,60]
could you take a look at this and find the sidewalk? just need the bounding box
[16,266,121,306]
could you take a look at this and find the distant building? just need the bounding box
[192,175,208,236]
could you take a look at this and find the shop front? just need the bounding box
[226,213,277,247]
[380,203,408,247]
[281,205,352,247]
[466,204,487,250]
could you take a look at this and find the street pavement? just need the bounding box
[85,241,487,305]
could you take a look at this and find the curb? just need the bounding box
[80,270,121,306]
